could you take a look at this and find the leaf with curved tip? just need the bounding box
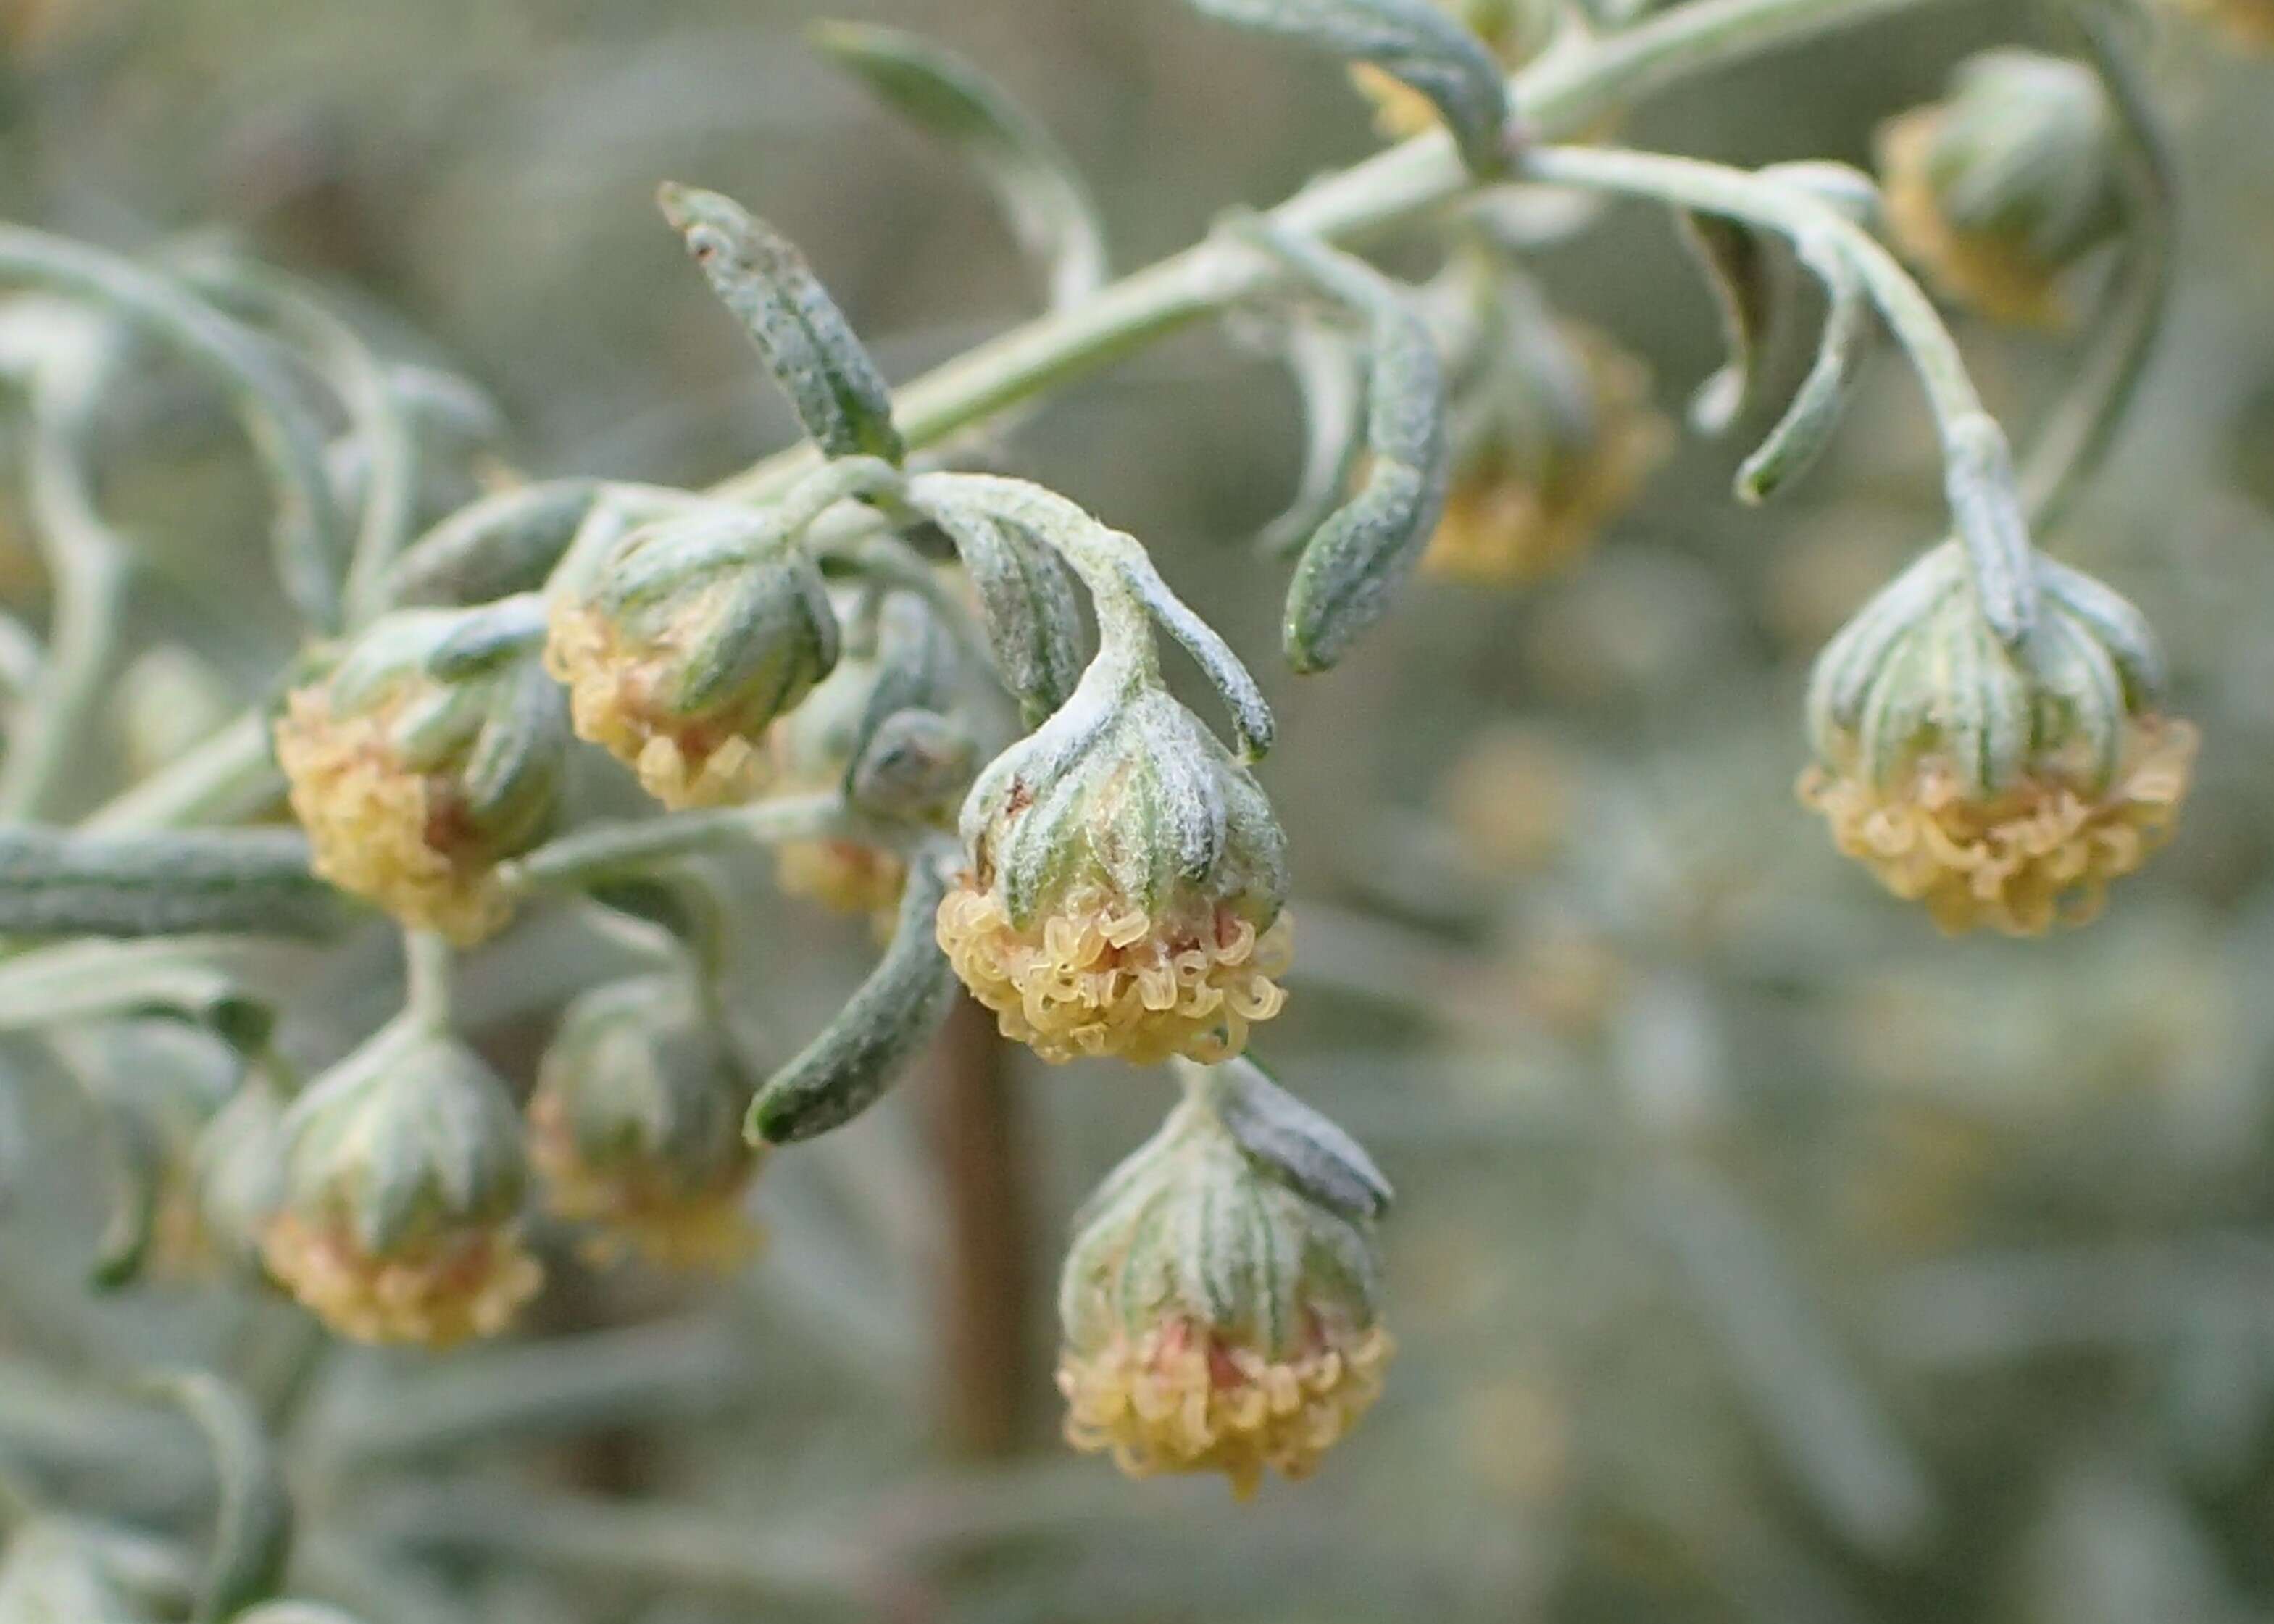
[657,185,904,465]
[812,22,1107,309]
[1186,0,1512,175]
[746,852,959,1144]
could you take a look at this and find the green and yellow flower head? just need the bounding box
[1057,1061,1394,1499]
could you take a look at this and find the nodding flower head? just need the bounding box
[1877,50,2120,328]
[938,679,1291,1066]
[275,609,566,945]
[1799,543,2195,936]
[1352,0,1565,138]
[528,975,762,1273]
[1421,271,1668,586]
[545,509,838,809]
[1057,1064,1393,1499]
[262,1031,541,1346]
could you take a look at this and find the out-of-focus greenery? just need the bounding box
[5,0,2274,1620]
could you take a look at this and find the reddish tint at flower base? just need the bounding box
[937,880,1291,1065]
[261,1210,542,1347]
[1057,1317,1395,1499]
[1799,718,2196,935]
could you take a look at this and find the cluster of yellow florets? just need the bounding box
[937,880,1292,1065]
[274,688,510,944]
[527,1093,761,1273]
[1878,108,2067,329]
[775,837,907,922]
[544,600,770,809]
[1058,1317,1396,1500]
[1799,719,2197,936]
[260,1209,543,1347]
[1422,335,1668,586]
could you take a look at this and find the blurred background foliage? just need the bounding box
[5,0,2274,1620]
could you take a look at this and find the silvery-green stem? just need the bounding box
[1517,141,2038,638]
[56,0,1953,847]
[0,226,346,631]
[401,930,455,1033]
[83,715,279,832]
[709,0,1955,509]
[498,794,873,896]
[0,396,131,820]
[2020,0,2174,535]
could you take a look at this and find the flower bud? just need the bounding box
[275,610,567,944]
[528,975,762,1272]
[1798,543,2196,935]
[938,683,1291,1065]
[1422,276,1667,586]
[545,512,838,809]
[1352,0,1562,138]
[1876,51,2120,328]
[1056,1076,1393,1498]
[262,1031,541,1346]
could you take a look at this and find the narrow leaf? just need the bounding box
[812,22,1107,309]
[1259,325,1370,558]
[1246,221,1450,674]
[910,503,1088,725]
[136,1372,291,1623]
[1679,210,1775,437]
[0,829,354,939]
[1944,412,2038,645]
[747,851,959,1143]
[386,480,604,607]
[1207,1057,1392,1220]
[1187,0,1512,175]
[657,184,904,464]
[1736,241,1874,504]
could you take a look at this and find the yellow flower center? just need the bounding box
[1799,717,2196,935]
[261,1209,542,1347]
[936,880,1291,1065]
[273,689,510,945]
[1058,1318,1395,1499]
[544,601,770,809]
[1878,107,2070,329]
[775,837,907,922]
[527,1094,762,1274]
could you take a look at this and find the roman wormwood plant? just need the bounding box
[0,0,2244,1609]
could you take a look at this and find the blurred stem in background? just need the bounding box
[923,995,1033,1458]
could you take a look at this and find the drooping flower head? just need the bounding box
[262,1030,541,1346]
[528,974,763,1273]
[1876,50,2120,328]
[545,507,838,808]
[1798,542,2194,935]
[938,672,1291,1067]
[1057,1059,1394,1499]
[1421,266,1667,586]
[275,605,566,944]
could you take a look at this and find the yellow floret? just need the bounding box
[1058,1318,1395,1499]
[261,1209,542,1347]
[526,1092,762,1274]
[937,880,1291,1066]
[544,601,770,809]
[1878,107,2069,329]
[1799,718,2196,935]
[274,688,509,945]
